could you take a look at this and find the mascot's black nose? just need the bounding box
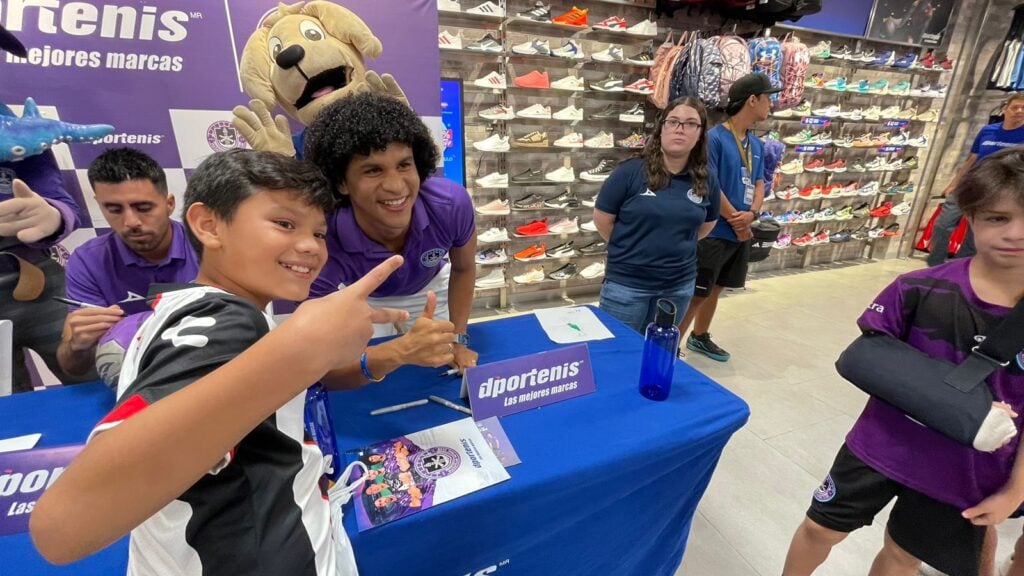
[276,45,305,69]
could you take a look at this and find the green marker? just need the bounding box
[568,322,582,332]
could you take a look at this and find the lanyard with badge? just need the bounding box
[725,121,755,206]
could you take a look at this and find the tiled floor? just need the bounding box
[672,258,1024,575]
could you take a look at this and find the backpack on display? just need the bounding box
[775,34,809,111]
[669,34,702,102]
[717,35,751,106]
[650,31,689,109]
[696,37,725,107]
[749,35,783,103]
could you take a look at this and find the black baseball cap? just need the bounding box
[728,73,782,104]
[0,25,26,58]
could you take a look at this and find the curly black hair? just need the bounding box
[303,91,439,206]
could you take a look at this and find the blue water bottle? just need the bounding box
[638,299,680,401]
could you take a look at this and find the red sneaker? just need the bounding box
[593,16,627,31]
[869,201,893,217]
[792,233,815,247]
[553,6,588,27]
[799,185,823,199]
[824,159,847,172]
[939,57,954,70]
[804,159,826,172]
[919,49,935,69]
[515,218,549,236]
[514,70,550,89]
[821,184,843,198]
[813,230,831,244]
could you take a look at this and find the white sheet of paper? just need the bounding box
[0,433,41,454]
[534,306,615,344]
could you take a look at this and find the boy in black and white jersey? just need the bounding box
[30,149,407,575]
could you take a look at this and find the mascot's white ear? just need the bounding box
[239,25,277,109]
[303,1,383,58]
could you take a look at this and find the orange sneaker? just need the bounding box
[514,70,550,89]
[553,6,588,27]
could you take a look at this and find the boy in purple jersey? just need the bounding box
[783,147,1024,576]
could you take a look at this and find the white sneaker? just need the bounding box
[466,1,504,16]
[907,135,929,148]
[437,0,461,12]
[473,71,506,89]
[593,45,624,62]
[581,194,597,207]
[619,103,644,122]
[580,262,606,279]
[479,104,514,120]
[438,30,462,50]
[553,133,584,148]
[545,165,575,182]
[879,105,901,118]
[476,172,508,188]
[475,248,508,264]
[865,156,887,171]
[590,74,624,92]
[513,267,545,284]
[475,199,510,215]
[512,38,550,56]
[551,39,585,60]
[478,227,509,243]
[473,133,510,152]
[625,19,657,36]
[517,103,552,119]
[553,104,583,121]
[581,219,598,232]
[549,217,580,234]
[892,201,912,215]
[812,104,841,117]
[584,132,614,148]
[550,75,586,91]
[475,269,506,288]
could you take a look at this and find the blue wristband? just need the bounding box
[360,351,384,383]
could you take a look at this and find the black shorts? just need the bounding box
[694,237,750,297]
[807,444,984,576]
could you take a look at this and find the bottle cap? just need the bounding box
[654,298,677,328]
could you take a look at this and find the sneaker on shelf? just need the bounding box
[624,79,655,95]
[476,172,508,188]
[852,202,871,218]
[804,159,826,173]
[852,79,871,94]
[833,45,852,59]
[852,133,875,148]
[549,217,580,234]
[474,269,505,289]
[816,208,836,221]
[879,105,902,118]
[865,156,888,171]
[592,16,627,31]
[869,201,893,217]
[619,103,645,122]
[889,81,911,96]
[867,226,886,239]
[805,73,826,89]
[515,218,549,237]
[850,226,870,240]
[479,104,514,120]
[513,130,549,147]
[777,185,800,200]
[812,104,842,117]
[810,133,833,145]
[550,75,586,91]
[548,263,579,280]
[783,129,815,145]
[544,189,580,208]
[853,48,876,62]
[438,30,463,50]
[892,52,918,69]
[551,39,585,60]
[903,156,919,170]
[871,132,891,147]
[867,79,889,95]
[798,209,817,222]
[579,262,606,279]
[857,182,879,196]
[779,159,804,175]
[581,194,598,208]
[513,267,546,284]
[585,132,615,149]
[884,158,904,171]
[918,49,936,69]
[913,109,939,122]
[850,159,867,172]
[512,193,545,210]
[820,184,842,199]
[590,73,624,92]
[883,181,903,195]
[552,5,588,27]
[545,165,576,182]
[938,57,954,70]
[553,132,584,148]
[581,158,617,181]
[869,50,895,66]
[891,201,912,215]
[835,205,854,220]
[831,229,853,243]
[862,105,883,121]
[477,227,509,243]
[617,132,645,148]
[514,243,546,261]
[840,181,861,197]
[578,240,607,254]
[907,135,929,148]
[510,167,545,183]
[593,45,625,63]
[473,133,510,152]
[899,182,916,194]
[825,159,847,173]
[888,132,910,146]
[774,233,792,249]
[473,71,507,89]
[883,223,901,237]
[811,41,831,59]
[512,38,551,56]
[686,332,730,362]
[835,135,855,148]
[799,185,823,199]
[580,219,598,232]
[517,1,551,22]
[517,103,552,119]
[590,104,621,120]
[438,0,461,12]
[824,77,848,91]
[895,107,918,120]
[514,70,550,89]
[839,107,864,121]
[626,19,657,36]
[813,230,831,244]
[553,104,584,121]
[545,241,576,258]
[790,100,812,116]
[626,50,655,66]
[466,33,502,53]
[476,199,510,215]
[928,84,948,98]
[466,1,504,16]
[475,248,508,264]
[792,232,815,247]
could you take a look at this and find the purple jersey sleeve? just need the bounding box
[449,181,476,248]
[65,250,106,306]
[856,277,910,339]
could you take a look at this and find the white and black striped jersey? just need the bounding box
[91,286,335,576]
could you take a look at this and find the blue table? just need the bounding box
[0,307,748,575]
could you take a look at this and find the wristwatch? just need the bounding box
[455,333,470,347]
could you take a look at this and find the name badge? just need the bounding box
[741,167,754,206]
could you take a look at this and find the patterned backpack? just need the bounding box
[696,37,725,108]
[717,35,751,106]
[748,35,783,104]
[775,34,809,111]
[649,31,688,109]
[669,33,701,102]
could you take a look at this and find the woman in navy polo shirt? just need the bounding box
[303,92,478,385]
[593,97,720,334]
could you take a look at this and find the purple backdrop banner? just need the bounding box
[0,445,83,536]
[466,344,597,420]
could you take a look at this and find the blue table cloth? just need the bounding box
[0,306,748,575]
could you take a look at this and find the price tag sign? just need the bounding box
[878,145,905,154]
[794,144,827,154]
[801,116,832,127]
[883,120,910,129]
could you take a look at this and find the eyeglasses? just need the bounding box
[662,118,703,132]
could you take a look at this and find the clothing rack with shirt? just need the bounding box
[988,4,1024,91]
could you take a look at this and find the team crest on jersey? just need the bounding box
[813,474,836,503]
[687,188,702,204]
[412,446,461,479]
[420,248,446,267]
